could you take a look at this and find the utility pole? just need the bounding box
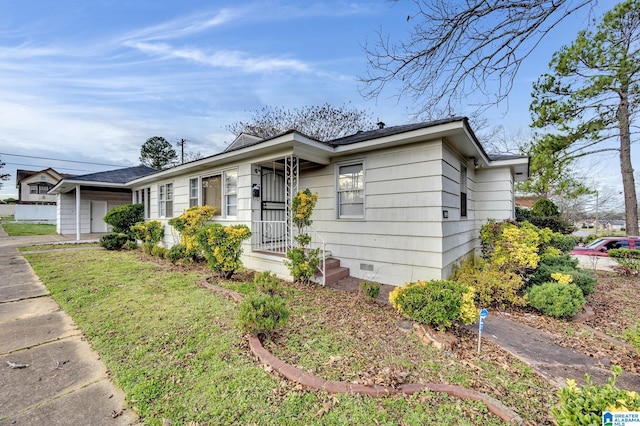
[177,139,187,164]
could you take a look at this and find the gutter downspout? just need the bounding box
[75,185,81,241]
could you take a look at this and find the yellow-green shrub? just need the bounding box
[553,366,640,425]
[452,259,527,308]
[130,220,164,252]
[196,223,251,279]
[389,280,476,330]
[168,206,216,254]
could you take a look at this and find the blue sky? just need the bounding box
[0,0,619,199]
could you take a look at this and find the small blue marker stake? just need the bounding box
[478,309,489,355]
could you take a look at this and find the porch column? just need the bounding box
[75,185,81,241]
[284,155,299,249]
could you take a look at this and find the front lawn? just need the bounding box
[25,248,555,425]
[2,222,56,236]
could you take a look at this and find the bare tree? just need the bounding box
[360,0,596,117]
[225,103,374,142]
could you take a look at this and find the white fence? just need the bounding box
[14,204,57,224]
[0,204,15,217]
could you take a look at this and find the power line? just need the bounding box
[0,152,128,167]
[3,162,96,173]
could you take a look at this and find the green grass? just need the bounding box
[19,243,100,252]
[2,222,56,236]
[25,249,554,425]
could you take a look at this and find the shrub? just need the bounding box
[166,244,188,263]
[196,223,251,279]
[609,249,640,275]
[361,281,381,302]
[452,259,527,308]
[103,204,144,238]
[286,189,320,284]
[131,220,164,252]
[123,240,138,250]
[389,280,476,330]
[238,293,290,337]
[151,245,168,258]
[168,206,216,255]
[481,221,541,274]
[254,271,284,297]
[552,366,640,425]
[285,247,320,284]
[528,256,595,296]
[100,233,129,250]
[528,282,585,319]
[531,198,560,217]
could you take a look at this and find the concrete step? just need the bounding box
[323,266,350,285]
[318,257,350,285]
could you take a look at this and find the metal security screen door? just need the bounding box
[260,167,286,245]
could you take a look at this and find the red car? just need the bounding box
[570,237,640,257]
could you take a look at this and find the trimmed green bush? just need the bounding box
[609,248,640,275]
[389,280,476,330]
[361,281,381,302]
[238,293,290,337]
[166,244,188,263]
[123,240,138,250]
[528,256,595,296]
[254,271,284,297]
[151,245,168,258]
[528,282,585,319]
[553,366,640,425]
[103,204,144,238]
[100,233,129,250]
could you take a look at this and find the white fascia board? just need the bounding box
[49,180,128,194]
[129,132,332,187]
[487,157,530,181]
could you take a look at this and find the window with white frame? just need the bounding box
[189,178,198,208]
[225,170,237,216]
[158,183,173,218]
[337,162,364,218]
[201,169,238,217]
[460,164,468,218]
[134,187,151,219]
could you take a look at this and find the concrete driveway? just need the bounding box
[0,229,137,425]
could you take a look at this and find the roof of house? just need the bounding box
[16,168,74,187]
[326,118,466,147]
[66,165,157,184]
[48,165,157,194]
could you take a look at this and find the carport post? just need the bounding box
[75,185,81,241]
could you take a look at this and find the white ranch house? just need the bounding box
[51,118,529,286]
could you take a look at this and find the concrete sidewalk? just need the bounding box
[0,228,136,425]
[468,313,640,392]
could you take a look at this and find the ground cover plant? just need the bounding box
[25,248,556,425]
[1,222,56,236]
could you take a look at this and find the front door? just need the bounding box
[90,201,108,233]
[260,167,286,244]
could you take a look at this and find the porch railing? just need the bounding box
[250,220,327,286]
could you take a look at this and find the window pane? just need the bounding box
[166,201,173,218]
[166,183,173,199]
[339,191,363,216]
[338,164,363,191]
[203,175,222,215]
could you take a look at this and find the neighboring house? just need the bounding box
[16,168,70,205]
[49,117,529,286]
[48,165,157,240]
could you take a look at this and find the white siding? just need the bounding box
[475,168,515,223]
[306,141,447,285]
[57,190,131,236]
